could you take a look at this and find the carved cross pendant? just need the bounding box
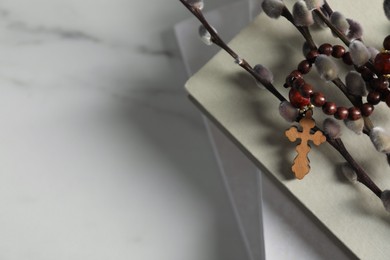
[285,112,326,180]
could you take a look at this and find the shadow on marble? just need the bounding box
[109,28,250,260]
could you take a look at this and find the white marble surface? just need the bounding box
[0,0,361,259]
[0,0,251,259]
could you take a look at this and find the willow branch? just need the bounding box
[323,0,333,16]
[313,6,387,158]
[180,0,286,101]
[179,0,383,197]
[328,138,382,197]
[313,9,351,46]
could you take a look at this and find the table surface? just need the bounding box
[186,1,390,259]
[2,0,384,259]
[0,0,250,259]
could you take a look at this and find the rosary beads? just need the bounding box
[285,37,390,121]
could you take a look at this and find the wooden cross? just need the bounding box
[285,112,326,180]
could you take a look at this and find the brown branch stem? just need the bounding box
[313,9,351,46]
[323,0,333,16]
[179,0,383,198]
[179,0,286,102]
[312,4,388,160]
[317,2,377,74]
[328,138,382,197]
[281,6,378,137]
[331,79,388,160]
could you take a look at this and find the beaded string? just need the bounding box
[363,35,390,108]
[284,41,390,121]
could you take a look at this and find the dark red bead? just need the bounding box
[289,88,311,108]
[348,107,362,120]
[367,80,376,91]
[293,77,305,89]
[298,60,311,74]
[361,103,374,116]
[358,66,374,81]
[367,91,381,105]
[290,70,303,79]
[372,77,390,93]
[334,107,349,120]
[332,45,345,58]
[311,92,326,107]
[342,52,353,65]
[285,70,303,88]
[383,35,390,50]
[374,52,390,75]
[300,83,314,98]
[318,43,333,56]
[322,102,337,115]
[306,50,319,64]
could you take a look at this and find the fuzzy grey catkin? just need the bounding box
[367,47,380,60]
[349,40,370,67]
[345,71,367,96]
[254,64,274,84]
[293,1,314,26]
[344,118,364,135]
[347,19,363,40]
[323,118,342,139]
[341,163,358,183]
[370,127,390,153]
[304,0,324,10]
[262,0,285,19]
[314,55,339,81]
[279,101,299,122]
[330,12,349,36]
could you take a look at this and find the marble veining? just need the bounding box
[0,1,243,260]
[8,21,101,43]
[0,0,350,259]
